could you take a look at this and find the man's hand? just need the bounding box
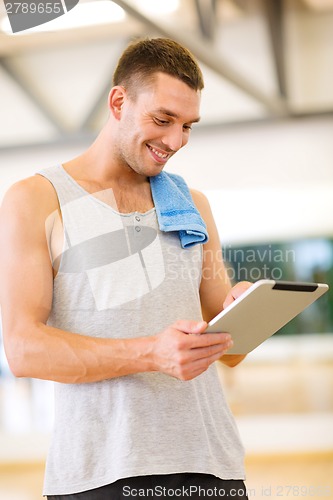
[223,281,253,309]
[151,320,233,381]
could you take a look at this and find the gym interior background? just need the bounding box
[0,0,332,498]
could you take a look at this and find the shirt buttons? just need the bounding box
[134,214,141,232]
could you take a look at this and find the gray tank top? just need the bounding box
[39,165,245,496]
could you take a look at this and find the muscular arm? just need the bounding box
[191,189,248,367]
[0,177,232,383]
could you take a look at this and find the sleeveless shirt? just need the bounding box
[39,165,245,496]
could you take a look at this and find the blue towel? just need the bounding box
[150,172,209,248]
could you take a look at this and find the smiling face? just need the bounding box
[113,72,201,178]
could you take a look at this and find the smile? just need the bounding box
[147,144,170,161]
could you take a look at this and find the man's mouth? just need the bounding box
[147,144,170,163]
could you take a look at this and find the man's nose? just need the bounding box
[162,126,186,152]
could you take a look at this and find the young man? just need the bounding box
[0,38,250,499]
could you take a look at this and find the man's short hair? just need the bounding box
[113,37,204,97]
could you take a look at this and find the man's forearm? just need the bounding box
[6,322,156,383]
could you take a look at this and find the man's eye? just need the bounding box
[154,118,169,125]
[183,125,192,131]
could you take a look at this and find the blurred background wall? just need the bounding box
[0,0,332,498]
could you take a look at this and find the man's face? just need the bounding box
[115,72,201,177]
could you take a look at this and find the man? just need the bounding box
[0,38,250,499]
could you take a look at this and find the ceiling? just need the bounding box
[0,0,333,151]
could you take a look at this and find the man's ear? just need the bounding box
[108,86,126,120]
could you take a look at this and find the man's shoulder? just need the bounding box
[1,174,58,217]
[5,172,53,194]
[189,188,216,230]
[190,188,209,209]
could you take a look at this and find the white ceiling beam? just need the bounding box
[263,0,288,99]
[0,20,143,56]
[194,0,217,41]
[0,57,70,135]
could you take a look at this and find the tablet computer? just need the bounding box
[205,280,329,354]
